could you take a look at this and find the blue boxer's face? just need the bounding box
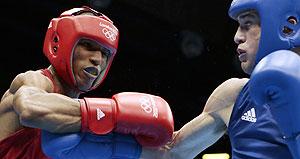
[72,39,108,91]
[234,10,261,74]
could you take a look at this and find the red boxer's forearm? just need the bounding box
[12,86,82,133]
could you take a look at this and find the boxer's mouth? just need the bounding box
[236,48,246,55]
[84,67,99,77]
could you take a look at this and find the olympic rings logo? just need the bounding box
[140,97,152,113]
[102,28,116,41]
[139,96,158,118]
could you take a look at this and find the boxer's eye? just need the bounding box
[240,21,253,30]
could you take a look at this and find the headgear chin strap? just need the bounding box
[228,0,300,65]
[43,6,119,91]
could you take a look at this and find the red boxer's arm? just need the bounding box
[7,71,82,134]
[80,92,174,147]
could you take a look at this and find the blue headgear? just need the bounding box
[228,0,300,64]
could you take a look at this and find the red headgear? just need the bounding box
[43,6,119,91]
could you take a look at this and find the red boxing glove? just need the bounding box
[79,92,174,147]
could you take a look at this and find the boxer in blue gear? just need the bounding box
[229,0,300,158]
[131,0,300,158]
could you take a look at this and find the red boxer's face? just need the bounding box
[72,39,108,91]
[234,10,261,74]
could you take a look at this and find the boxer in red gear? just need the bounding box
[0,6,174,159]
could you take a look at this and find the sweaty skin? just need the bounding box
[0,41,107,141]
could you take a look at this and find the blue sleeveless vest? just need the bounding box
[228,82,292,159]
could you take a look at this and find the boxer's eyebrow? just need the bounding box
[78,39,99,48]
[238,10,258,21]
[78,39,111,56]
[237,11,260,25]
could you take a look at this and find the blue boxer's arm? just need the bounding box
[41,131,84,159]
[249,50,300,158]
[41,130,142,159]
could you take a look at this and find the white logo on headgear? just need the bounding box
[99,22,118,42]
[102,28,116,41]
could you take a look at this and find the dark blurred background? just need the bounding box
[1,0,248,158]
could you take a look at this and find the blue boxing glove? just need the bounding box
[41,130,141,159]
[249,50,300,158]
